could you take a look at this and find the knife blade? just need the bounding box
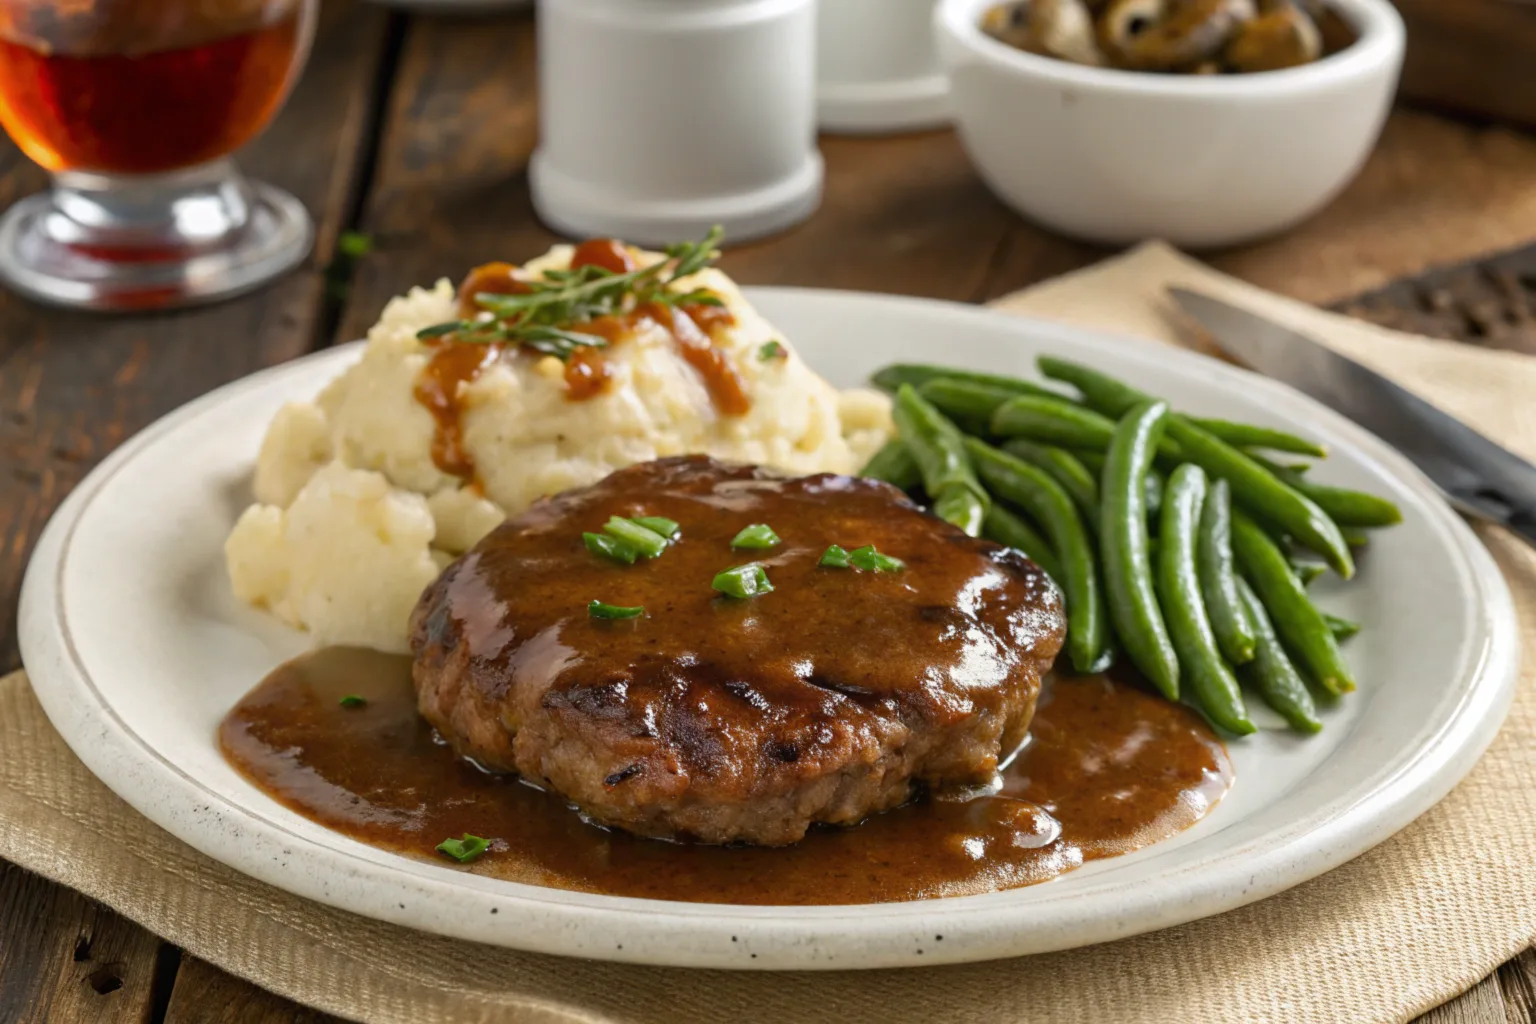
[1169,287,1536,547]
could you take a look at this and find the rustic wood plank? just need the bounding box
[337,10,1100,341]
[163,958,340,1024]
[1210,109,1536,306]
[722,132,1101,302]
[0,862,175,1023]
[1394,0,1536,130]
[0,0,391,675]
[0,2,392,1021]
[336,10,550,344]
[1414,971,1511,1024]
[1333,240,1536,354]
[1497,946,1536,1024]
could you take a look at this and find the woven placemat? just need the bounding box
[5,243,1534,1023]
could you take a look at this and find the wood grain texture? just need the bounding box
[1414,973,1512,1024]
[1334,241,1536,354]
[0,3,391,1022]
[0,0,391,677]
[335,11,552,344]
[1497,946,1536,1023]
[1394,0,1536,130]
[1210,110,1536,306]
[720,132,1102,302]
[0,863,174,1024]
[163,959,340,1024]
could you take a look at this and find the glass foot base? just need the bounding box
[0,169,314,312]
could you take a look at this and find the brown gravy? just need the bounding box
[416,248,747,481]
[219,647,1231,905]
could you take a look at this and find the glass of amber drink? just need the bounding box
[0,0,317,310]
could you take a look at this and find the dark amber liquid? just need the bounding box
[0,11,303,174]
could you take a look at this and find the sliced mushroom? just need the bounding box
[984,0,1105,65]
[1106,0,1255,71]
[981,1,1037,49]
[1033,0,1106,64]
[1225,3,1322,72]
[1096,0,1167,58]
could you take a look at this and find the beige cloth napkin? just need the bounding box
[6,242,1536,1024]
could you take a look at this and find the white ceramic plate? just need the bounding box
[19,288,1519,970]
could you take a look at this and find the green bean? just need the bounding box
[892,385,989,536]
[1037,356,1148,416]
[1196,478,1256,665]
[1159,465,1255,734]
[966,438,1107,673]
[1231,511,1356,695]
[1101,401,1179,700]
[1038,357,1321,457]
[917,379,1016,435]
[1294,563,1326,586]
[983,504,1064,583]
[1145,468,1165,527]
[1250,455,1403,528]
[873,363,1072,402]
[1322,612,1361,641]
[1342,527,1371,548]
[991,395,1118,448]
[859,439,920,490]
[1188,418,1326,458]
[1236,578,1323,734]
[934,486,986,537]
[1076,450,1107,475]
[1169,420,1354,578]
[1001,439,1099,524]
[1248,455,1313,475]
[1037,358,1355,576]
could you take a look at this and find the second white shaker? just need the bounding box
[531,0,822,246]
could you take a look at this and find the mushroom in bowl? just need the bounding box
[935,0,1404,247]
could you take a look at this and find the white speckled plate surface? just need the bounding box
[18,288,1519,970]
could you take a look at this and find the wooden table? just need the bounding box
[2,4,1535,1020]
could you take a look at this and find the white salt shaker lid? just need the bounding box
[531,0,823,246]
[817,0,951,134]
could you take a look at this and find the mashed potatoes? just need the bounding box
[227,244,893,652]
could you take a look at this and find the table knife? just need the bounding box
[1169,288,1536,548]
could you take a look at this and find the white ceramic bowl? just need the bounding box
[933,0,1405,248]
[817,0,950,133]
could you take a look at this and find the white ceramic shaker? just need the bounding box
[531,0,822,246]
[816,0,949,133]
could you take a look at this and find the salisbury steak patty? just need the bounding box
[410,456,1065,846]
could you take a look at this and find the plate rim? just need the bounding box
[18,285,1521,970]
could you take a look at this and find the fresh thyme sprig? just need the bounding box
[416,226,726,360]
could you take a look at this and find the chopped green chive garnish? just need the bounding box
[730,523,781,549]
[820,544,851,568]
[849,545,905,572]
[337,230,372,259]
[436,834,490,863]
[584,531,639,564]
[759,340,786,361]
[604,516,670,559]
[339,694,367,708]
[712,563,774,599]
[632,516,680,540]
[586,516,680,563]
[589,600,644,620]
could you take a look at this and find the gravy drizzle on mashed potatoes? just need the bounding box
[226,236,893,652]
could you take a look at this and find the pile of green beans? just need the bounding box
[865,358,1403,736]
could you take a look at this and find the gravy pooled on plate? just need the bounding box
[221,647,1232,905]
